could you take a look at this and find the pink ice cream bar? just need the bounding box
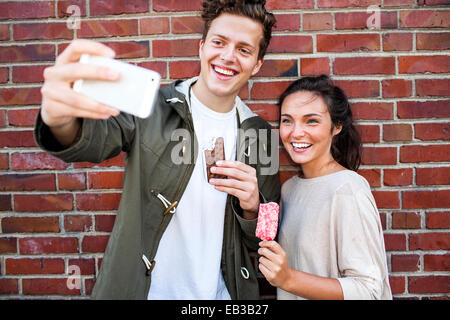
[255,202,279,241]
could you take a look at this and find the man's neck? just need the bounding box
[191,79,237,113]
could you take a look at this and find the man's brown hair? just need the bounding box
[201,0,276,60]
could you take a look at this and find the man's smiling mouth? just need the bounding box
[212,64,238,77]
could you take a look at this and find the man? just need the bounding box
[35,0,280,299]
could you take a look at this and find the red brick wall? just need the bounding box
[0,0,449,299]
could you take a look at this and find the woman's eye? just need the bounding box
[307,119,318,124]
[281,118,291,124]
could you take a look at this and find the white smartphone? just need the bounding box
[73,54,161,118]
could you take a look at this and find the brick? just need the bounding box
[0,67,8,83]
[399,55,450,74]
[392,212,421,229]
[383,124,412,141]
[0,237,17,254]
[426,212,450,229]
[266,0,314,9]
[417,32,450,50]
[0,110,5,127]
[410,232,450,250]
[13,23,72,41]
[424,254,450,271]
[352,102,394,120]
[382,33,413,51]
[385,0,415,5]
[382,79,412,98]
[372,191,400,209]
[415,123,450,141]
[267,35,313,53]
[400,10,450,28]
[171,16,203,34]
[139,17,170,35]
[153,39,199,57]
[8,109,40,127]
[279,149,297,166]
[68,258,96,275]
[0,173,56,191]
[247,103,280,122]
[335,11,397,30]
[22,278,80,295]
[384,233,406,251]
[73,152,126,168]
[0,279,19,295]
[255,59,298,77]
[317,34,380,52]
[403,190,450,209]
[88,171,124,189]
[169,60,201,79]
[334,57,395,75]
[251,81,291,100]
[0,195,11,211]
[417,167,450,186]
[78,19,139,38]
[0,2,54,19]
[397,100,450,119]
[6,258,64,275]
[302,13,332,31]
[361,147,397,165]
[355,125,380,143]
[137,61,167,79]
[15,194,74,212]
[384,168,413,186]
[392,254,420,272]
[76,193,122,211]
[0,87,42,106]
[333,80,379,98]
[19,237,78,254]
[56,0,87,18]
[279,171,299,185]
[357,169,381,188]
[300,58,330,76]
[0,44,55,63]
[153,0,203,12]
[64,215,92,232]
[0,131,36,148]
[95,214,116,232]
[418,0,450,4]
[318,0,381,7]
[104,41,149,59]
[0,153,8,169]
[400,145,450,163]
[389,276,405,294]
[90,0,148,15]
[58,173,86,191]
[273,14,300,31]
[416,79,450,97]
[11,152,69,171]
[0,24,9,41]
[12,65,48,83]
[82,235,110,253]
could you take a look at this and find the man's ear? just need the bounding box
[251,58,264,76]
[199,39,204,58]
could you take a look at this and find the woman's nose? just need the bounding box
[292,124,306,138]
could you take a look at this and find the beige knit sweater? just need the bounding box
[278,170,392,300]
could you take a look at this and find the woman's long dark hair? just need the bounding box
[278,75,362,171]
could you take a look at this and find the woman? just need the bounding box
[258,75,392,300]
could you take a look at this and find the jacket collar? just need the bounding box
[161,77,258,125]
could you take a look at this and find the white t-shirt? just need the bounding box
[147,89,237,300]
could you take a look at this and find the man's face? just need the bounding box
[198,13,264,99]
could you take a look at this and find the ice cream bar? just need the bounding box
[204,137,227,183]
[255,202,279,241]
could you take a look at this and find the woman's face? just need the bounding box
[279,91,341,175]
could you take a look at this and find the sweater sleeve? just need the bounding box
[332,184,391,300]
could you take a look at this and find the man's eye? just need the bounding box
[212,40,222,46]
[240,48,251,55]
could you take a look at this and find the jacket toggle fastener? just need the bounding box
[142,254,155,276]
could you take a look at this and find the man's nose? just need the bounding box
[220,45,236,62]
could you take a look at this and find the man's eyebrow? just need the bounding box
[210,33,256,49]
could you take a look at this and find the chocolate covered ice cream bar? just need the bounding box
[204,137,227,183]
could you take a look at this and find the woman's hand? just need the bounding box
[258,240,292,289]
